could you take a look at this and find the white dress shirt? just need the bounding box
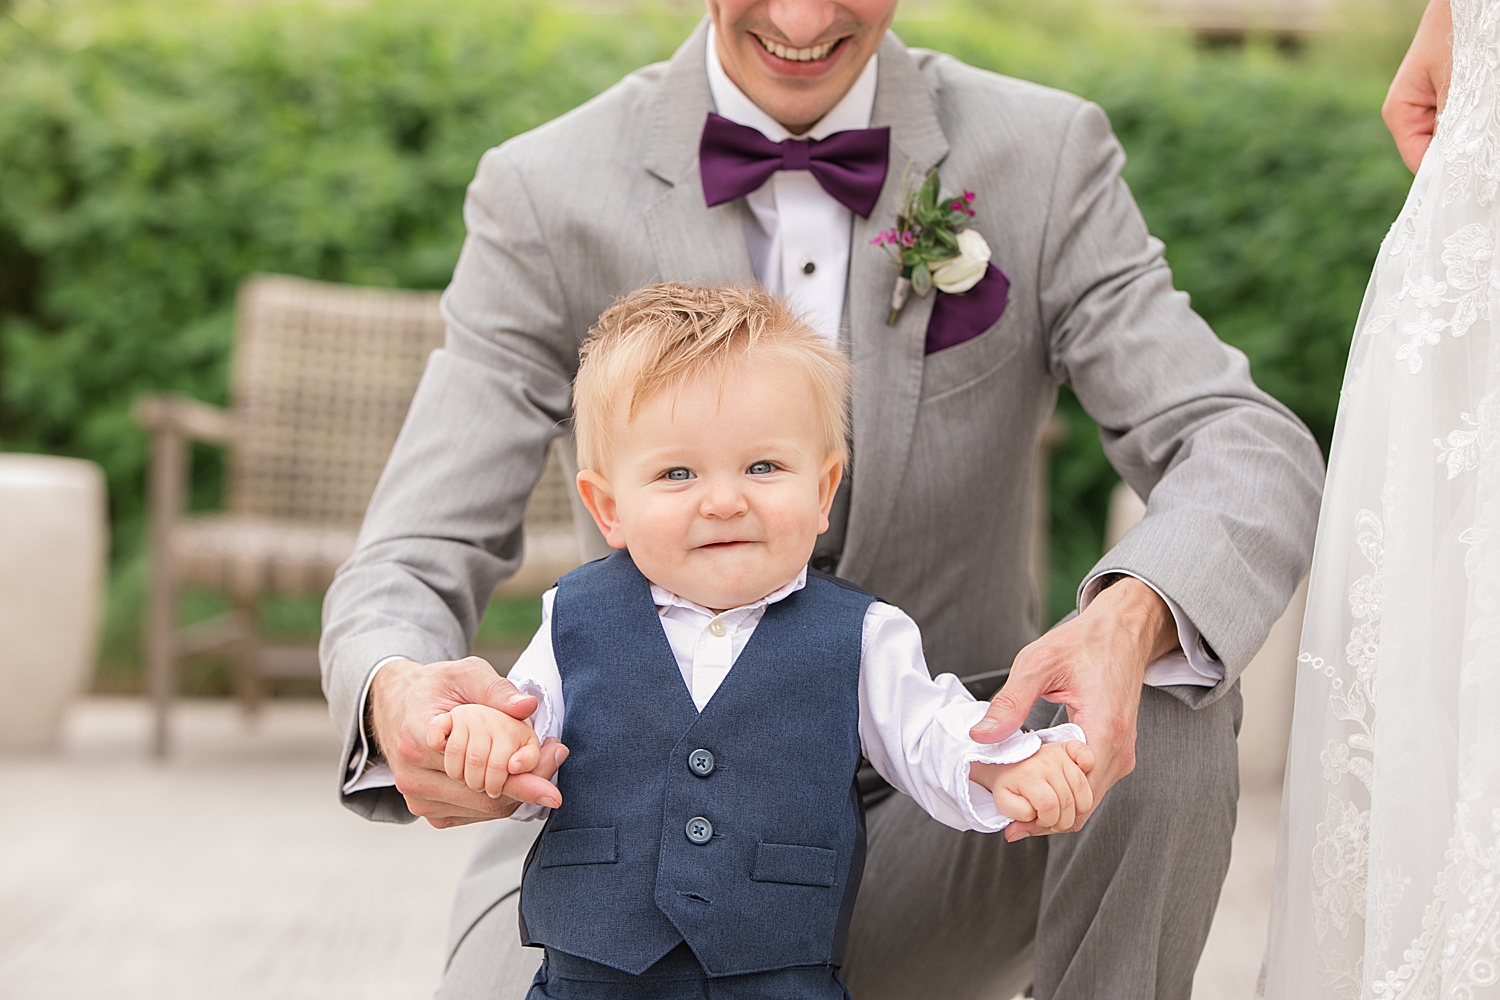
[342,40,1222,793]
[503,568,1085,833]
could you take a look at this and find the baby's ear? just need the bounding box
[576,469,627,549]
[817,453,843,526]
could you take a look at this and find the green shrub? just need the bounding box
[0,0,1417,669]
[0,0,697,553]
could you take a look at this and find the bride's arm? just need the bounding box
[1383,0,1452,173]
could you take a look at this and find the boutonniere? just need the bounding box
[870,166,991,324]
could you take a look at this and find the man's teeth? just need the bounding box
[756,35,838,62]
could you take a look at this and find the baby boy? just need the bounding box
[428,284,1091,999]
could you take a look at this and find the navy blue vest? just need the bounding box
[518,551,873,978]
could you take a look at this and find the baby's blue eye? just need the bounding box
[664,468,693,482]
[747,461,775,475]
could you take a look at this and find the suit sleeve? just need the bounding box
[320,147,580,822]
[1038,101,1325,701]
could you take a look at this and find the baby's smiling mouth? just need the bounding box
[698,540,753,549]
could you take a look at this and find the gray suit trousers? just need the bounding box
[435,684,1243,1000]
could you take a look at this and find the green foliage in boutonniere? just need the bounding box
[871,166,991,323]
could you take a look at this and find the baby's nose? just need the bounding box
[699,483,748,518]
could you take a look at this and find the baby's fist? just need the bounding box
[429,703,543,800]
[981,741,1094,836]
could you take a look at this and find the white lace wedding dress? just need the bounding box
[1261,2,1500,995]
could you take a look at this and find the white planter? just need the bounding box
[0,454,107,749]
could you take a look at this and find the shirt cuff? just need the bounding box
[502,676,559,823]
[1079,571,1223,688]
[509,803,552,823]
[341,655,407,796]
[515,676,561,744]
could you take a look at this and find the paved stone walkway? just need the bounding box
[0,698,1277,999]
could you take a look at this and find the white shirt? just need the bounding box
[503,568,1085,832]
[342,38,1222,793]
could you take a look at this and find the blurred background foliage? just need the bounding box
[0,0,1420,687]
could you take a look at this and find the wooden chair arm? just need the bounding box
[132,394,238,445]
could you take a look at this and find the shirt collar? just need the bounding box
[705,22,878,143]
[651,566,808,618]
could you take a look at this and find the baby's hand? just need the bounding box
[971,741,1094,839]
[426,703,551,804]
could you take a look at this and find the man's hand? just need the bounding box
[369,656,568,828]
[1383,0,1452,173]
[968,577,1178,840]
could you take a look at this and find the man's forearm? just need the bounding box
[1040,102,1323,677]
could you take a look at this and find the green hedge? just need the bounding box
[0,0,1416,649]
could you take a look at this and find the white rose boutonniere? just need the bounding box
[870,166,988,323]
[929,228,991,294]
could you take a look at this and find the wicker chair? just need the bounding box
[135,274,583,754]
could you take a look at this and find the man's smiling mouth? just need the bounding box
[752,33,845,63]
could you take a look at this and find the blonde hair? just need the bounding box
[573,283,851,472]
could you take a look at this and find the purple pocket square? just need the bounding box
[924,263,1010,356]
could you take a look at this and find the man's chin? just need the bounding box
[731,40,867,128]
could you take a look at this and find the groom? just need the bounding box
[321,2,1324,997]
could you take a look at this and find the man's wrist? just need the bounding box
[366,657,419,764]
[363,685,384,763]
[1089,576,1178,669]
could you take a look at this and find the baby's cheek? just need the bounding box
[624,502,691,560]
[762,493,825,555]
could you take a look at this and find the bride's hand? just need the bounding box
[1383,0,1453,173]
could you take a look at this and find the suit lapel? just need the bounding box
[642,18,757,286]
[839,33,950,581]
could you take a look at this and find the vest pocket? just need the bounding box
[749,842,837,888]
[536,826,617,868]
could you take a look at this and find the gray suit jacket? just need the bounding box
[320,19,1323,946]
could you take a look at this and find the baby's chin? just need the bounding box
[654,546,809,611]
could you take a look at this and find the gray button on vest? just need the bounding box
[688,749,715,777]
[685,816,713,845]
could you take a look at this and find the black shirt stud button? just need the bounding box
[688,748,715,777]
[801,259,816,275]
[686,816,713,845]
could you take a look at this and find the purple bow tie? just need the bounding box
[698,112,890,219]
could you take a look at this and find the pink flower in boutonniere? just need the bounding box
[872,166,988,324]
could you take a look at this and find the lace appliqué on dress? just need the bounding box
[1301,488,1389,992]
